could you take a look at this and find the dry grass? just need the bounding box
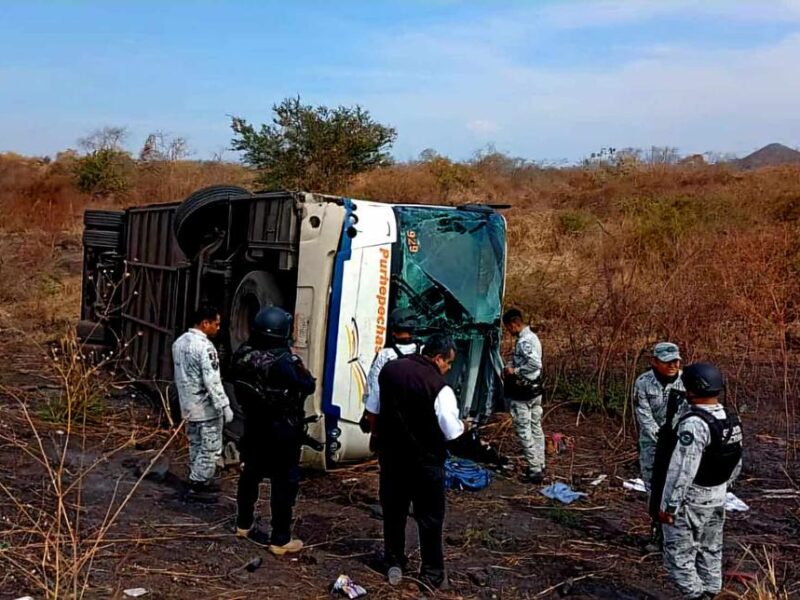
[1,150,798,435]
[0,330,181,599]
[726,545,793,599]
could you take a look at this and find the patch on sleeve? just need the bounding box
[678,430,694,446]
[519,341,534,355]
[208,348,219,371]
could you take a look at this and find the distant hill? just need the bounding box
[733,143,800,169]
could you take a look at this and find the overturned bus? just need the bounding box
[78,185,507,469]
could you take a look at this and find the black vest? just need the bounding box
[377,354,448,465]
[681,408,743,486]
[649,404,742,519]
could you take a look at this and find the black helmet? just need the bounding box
[252,306,292,341]
[389,308,418,333]
[682,362,724,397]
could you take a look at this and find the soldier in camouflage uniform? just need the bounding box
[657,363,742,600]
[502,308,545,483]
[172,305,234,501]
[633,342,685,486]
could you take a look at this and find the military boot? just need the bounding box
[184,480,219,504]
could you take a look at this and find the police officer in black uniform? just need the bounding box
[232,306,316,555]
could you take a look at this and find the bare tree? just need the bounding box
[78,126,128,153]
[139,131,191,162]
[647,146,681,165]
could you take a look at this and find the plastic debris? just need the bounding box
[546,433,573,455]
[725,492,749,512]
[123,589,149,598]
[622,478,648,493]
[540,482,587,504]
[332,574,367,599]
[551,433,573,453]
[589,474,607,486]
[14,596,34,600]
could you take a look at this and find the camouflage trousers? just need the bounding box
[509,397,545,472]
[186,416,224,484]
[663,503,725,599]
[638,435,657,487]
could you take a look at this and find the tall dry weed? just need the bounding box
[1,150,798,435]
[0,331,180,598]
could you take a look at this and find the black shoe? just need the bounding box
[189,479,221,493]
[524,469,544,484]
[418,574,449,592]
[184,488,218,504]
[236,526,272,548]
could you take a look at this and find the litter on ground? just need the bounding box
[622,478,648,493]
[332,574,367,599]
[540,482,588,504]
[725,492,749,512]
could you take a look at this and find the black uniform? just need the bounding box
[377,354,453,588]
[231,341,316,545]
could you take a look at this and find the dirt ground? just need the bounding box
[1,338,798,600]
[0,237,798,600]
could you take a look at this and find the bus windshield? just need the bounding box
[391,206,506,333]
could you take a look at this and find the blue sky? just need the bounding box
[2,0,800,162]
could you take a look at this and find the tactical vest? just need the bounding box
[231,346,294,419]
[649,405,742,519]
[683,409,743,486]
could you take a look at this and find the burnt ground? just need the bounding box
[0,331,798,600]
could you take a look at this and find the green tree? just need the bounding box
[230,97,397,191]
[73,126,134,197]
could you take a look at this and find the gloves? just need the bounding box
[223,406,234,424]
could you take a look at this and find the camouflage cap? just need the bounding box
[653,342,681,362]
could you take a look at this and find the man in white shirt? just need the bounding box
[361,308,420,439]
[376,334,468,591]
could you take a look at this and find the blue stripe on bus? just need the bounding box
[321,199,355,429]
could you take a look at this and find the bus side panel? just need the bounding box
[327,202,396,463]
[295,200,346,470]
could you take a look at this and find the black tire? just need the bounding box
[76,320,108,344]
[84,210,125,230]
[229,270,285,352]
[173,185,250,257]
[83,229,122,250]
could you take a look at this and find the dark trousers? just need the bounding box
[236,422,301,546]
[379,455,446,587]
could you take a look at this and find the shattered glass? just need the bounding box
[391,206,507,418]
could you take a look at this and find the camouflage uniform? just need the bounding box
[660,404,742,599]
[507,327,544,473]
[172,328,231,483]
[633,369,684,485]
